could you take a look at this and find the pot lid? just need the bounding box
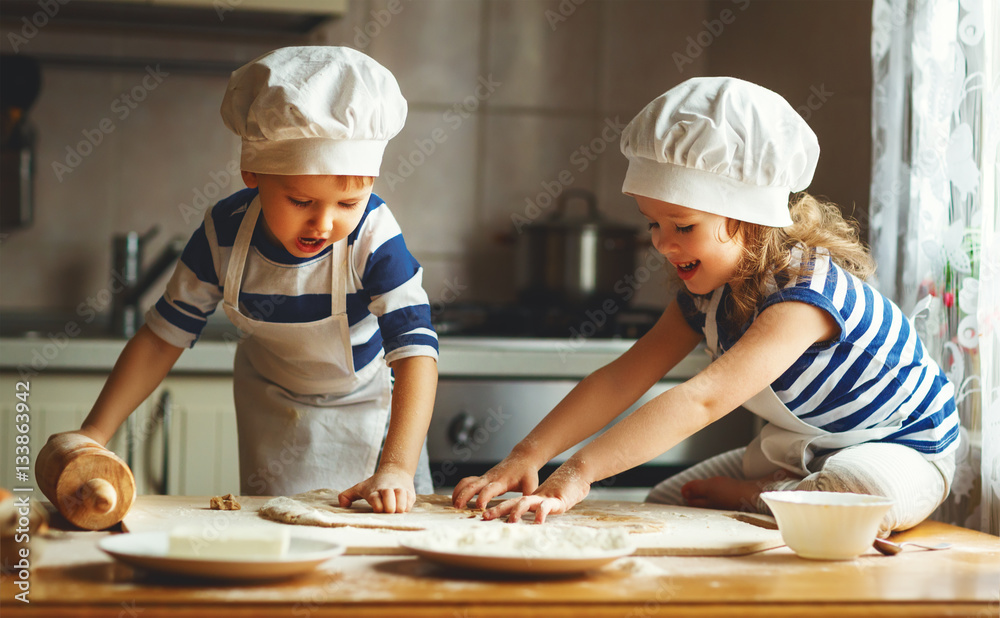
[532,188,637,232]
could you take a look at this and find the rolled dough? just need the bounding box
[258,489,463,531]
[258,490,668,535]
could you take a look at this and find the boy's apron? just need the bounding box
[701,288,902,478]
[223,196,402,496]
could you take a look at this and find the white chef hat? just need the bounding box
[620,77,819,227]
[221,46,406,177]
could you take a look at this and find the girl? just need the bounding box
[453,77,959,535]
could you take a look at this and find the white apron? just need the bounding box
[224,196,392,496]
[701,288,902,478]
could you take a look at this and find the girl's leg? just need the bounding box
[771,443,956,536]
[645,447,747,505]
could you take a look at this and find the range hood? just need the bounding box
[1,0,348,37]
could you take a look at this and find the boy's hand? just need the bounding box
[338,467,416,513]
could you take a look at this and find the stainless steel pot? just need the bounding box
[514,188,638,309]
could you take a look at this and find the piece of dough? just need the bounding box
[258,489,435,530]
[210,493,241,510]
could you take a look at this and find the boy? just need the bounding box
[62,46,438,513]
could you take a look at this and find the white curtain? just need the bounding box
[870,0,999,534]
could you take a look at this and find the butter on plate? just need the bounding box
[167,525,290,560]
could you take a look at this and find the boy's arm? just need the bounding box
[338,355,437,513]
[75,325,185,445]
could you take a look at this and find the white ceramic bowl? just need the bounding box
[760,491,894,560]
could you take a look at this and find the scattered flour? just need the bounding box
[405,524,633,558]
[611,557,670,576]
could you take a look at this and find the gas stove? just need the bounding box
[431,302,663,340]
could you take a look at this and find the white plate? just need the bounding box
[400,542,635,576]
[99,532,344,581]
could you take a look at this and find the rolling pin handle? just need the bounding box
[82,478,118,515]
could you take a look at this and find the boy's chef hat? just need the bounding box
[221,46,406,177]
[620,77,819,227]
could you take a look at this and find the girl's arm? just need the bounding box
[338,355,438,513]
[452,300,704,508]
[489,299,839,523]
[76,324,185,445]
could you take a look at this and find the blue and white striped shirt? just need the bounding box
[145,188,438,372]
[678,250,959,459]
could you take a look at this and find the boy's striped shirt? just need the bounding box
[145,188,438,382]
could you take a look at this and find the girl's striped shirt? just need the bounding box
[678,249,959,459]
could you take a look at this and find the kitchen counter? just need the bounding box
[0,335,709,380]
[2,505,998,617]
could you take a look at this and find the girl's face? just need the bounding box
[242,172,371,258]
[634,195,744,295]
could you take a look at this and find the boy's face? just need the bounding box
[634,195,744,296]
[242,172,372,258]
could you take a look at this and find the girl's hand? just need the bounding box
[482,464,591,524]
[451,454,540,510]
[338,466,416,513]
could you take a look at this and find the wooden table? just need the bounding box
[3,509,999,617]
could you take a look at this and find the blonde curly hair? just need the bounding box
[720,193,876,326]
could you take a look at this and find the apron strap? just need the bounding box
[224,196,261,309]
[330,239,348,317]
[223,195,350,320]
[703,287,725,359]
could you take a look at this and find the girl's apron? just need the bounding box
[701,288,903,478]
[224,196,425,496]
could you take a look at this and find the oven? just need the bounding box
[428,303,757,492]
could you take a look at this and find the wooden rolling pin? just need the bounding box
[36,433,136,530]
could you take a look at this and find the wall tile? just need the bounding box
[486,0,600,111]
[365,0,484,106]
[373,108,479,256]
[111,72,238,237]
[480,111,600,234]
[0,0,874,325]
[3,68,121,310]
[598,0,709,116]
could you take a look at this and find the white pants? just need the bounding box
[646,442,957,536]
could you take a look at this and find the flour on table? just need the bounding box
[258,489,453,531]
[405,524,633,558]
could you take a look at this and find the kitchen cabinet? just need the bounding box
[0,373,239,498]
[78,0,348,13]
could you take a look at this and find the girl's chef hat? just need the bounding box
[620,77,819,227]
[221,46,406,177]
